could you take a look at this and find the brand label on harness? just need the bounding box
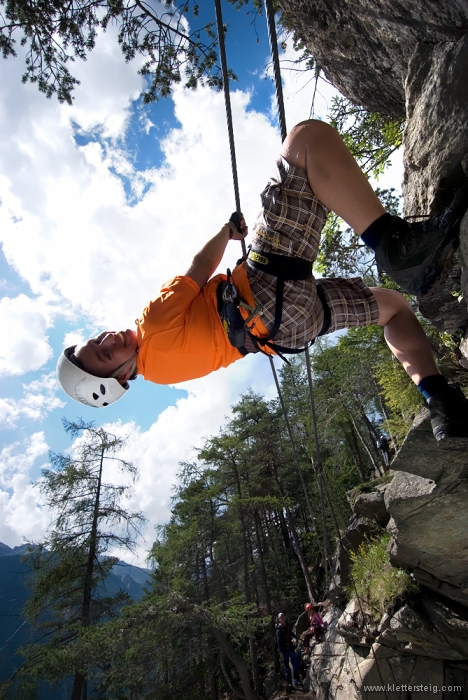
[249,251,269,266]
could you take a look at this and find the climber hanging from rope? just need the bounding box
[57,118,468,449]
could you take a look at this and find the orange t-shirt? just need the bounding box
[135,262,273,385]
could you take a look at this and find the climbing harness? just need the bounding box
[246,247,331,346]
[217,250,332,361]
[213,0,331,362]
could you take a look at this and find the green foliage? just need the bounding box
[347,533,417,618]
[58,338,425,697]
[3,335,433,697]
[373,353,423,442]
[0,0,234,103]
[314,94,404,278]
[329,96,404,179]
[315,187,401,278]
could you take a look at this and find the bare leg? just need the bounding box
[280,119,385,234]
[371,288,440,384]
[280,120,440,384]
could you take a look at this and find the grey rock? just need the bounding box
[419,593,468,660]
[402,34,468,332]
[417,251,466,337]
[403,34,468,218]
[336,598,378,647]
[278,0,468,118]
[377,604,466,660]
[357,644,444,700]
[385,408,468,604]
[308,604,369,700]
[352,490,390,525]
[413,568,468,608]
[457,211,468,343]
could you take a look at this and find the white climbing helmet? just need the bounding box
[56,346,131,408]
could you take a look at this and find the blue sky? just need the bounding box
[0,1,402,564]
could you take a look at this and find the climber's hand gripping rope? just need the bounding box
[225,211,248,240]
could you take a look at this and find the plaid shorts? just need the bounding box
[246,157,379,349]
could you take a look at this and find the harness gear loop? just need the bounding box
[222,268,237,303]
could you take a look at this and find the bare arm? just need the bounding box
[185,220,248,289]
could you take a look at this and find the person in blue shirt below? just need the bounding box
[275,612,303,690]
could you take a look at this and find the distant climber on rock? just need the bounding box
[377,435,391,467]
[56,119,468,449]
[302,602,327,650]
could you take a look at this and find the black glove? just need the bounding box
[229,211,244,234]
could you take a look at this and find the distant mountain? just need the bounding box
[0,543,152,694]
[0,542,31,558]
[110,559,152,593]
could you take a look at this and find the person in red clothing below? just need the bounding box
[57,119,468,448]
[302,602,326,650]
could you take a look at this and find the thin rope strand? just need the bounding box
[213,0,246,257]
[264,0,287,142]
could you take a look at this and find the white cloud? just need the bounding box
[0,432,49,488]
[0,473,48,545]
[0,432,50,547]
[0,68,282,339]
[0,295,53,375]
[0,373,65,427]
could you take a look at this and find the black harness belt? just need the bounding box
[246,247,331,351]
[217,247,331,361]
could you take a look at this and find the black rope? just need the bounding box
[263,10,390,684]
[264,0,287,143]
[213,0,246,257]
[269,358,320,532]
[305,349,330,583]
[263,0,331,588]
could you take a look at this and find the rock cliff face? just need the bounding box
[279,0,468,344]
[279,1,468,120]
[302,410,468,699]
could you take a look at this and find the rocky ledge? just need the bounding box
[302,409,468,699]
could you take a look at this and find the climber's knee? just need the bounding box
[370,287,413,327]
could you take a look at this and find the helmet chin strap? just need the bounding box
[110,353,138,382]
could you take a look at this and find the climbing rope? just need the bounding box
[213,0,329,595]
[213,0,246,258]
[264,0,287,142]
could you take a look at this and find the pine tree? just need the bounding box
[0,0,231,103]
[9,419,145,700]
